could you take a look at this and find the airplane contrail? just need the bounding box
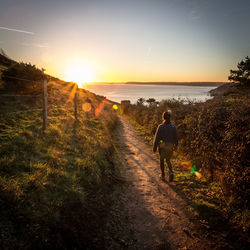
[0,26,34,35]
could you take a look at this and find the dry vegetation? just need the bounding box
[0,77,123,248]
[121,58,250,234]
[122,92,250,233]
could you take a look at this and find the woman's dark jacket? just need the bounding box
[153,122,178,153]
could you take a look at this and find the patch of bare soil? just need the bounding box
[115,116,233,250]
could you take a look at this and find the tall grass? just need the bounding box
[0,80,122,248]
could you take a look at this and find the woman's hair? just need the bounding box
[162,111,171,124]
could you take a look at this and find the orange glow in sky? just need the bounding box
[1,1,250,83]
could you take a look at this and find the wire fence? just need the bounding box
[0,76,81,134]
[0,94,40,97]
[0,108,43,115]
[2,75,37,82]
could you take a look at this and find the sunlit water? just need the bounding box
[83,84,216,104]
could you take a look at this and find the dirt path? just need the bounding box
[115,116,230,250]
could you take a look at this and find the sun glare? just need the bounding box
[64,62,95,87]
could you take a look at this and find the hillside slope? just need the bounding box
[0,63,122,248]
[121,90,250,235]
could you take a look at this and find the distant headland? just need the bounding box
[87,82,226,87]
[125,81,225,87]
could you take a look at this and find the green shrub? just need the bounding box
[2,62,45,94]
[125,94,249,231]
[228,56,250,87]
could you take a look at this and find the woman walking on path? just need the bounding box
[153,111,178,181]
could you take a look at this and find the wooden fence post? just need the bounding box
[43,79,47,130]
[74,85,78,121]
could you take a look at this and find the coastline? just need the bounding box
[85,81,226,87]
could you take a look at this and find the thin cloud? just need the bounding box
[189,10,201,20]
[21,42,49,48]
[0,26,34,35]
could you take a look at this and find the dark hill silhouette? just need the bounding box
[209,82,236,96]
[0,50,15,67]
[125,81,225,87]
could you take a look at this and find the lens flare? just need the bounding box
[113,104,118,110]
[181,161,192,170]
[195,171,202,179]
[190,164,196,173]
[82,103,92,112]
[94,98,106,116]
[181,161,202,179]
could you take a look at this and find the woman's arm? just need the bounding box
[153,125,161,152]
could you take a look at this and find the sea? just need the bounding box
[83,84,216,104]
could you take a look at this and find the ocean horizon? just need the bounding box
[83,83,216,104]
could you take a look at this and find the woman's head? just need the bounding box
[162,110,171,123]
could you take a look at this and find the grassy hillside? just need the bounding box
[0,65,7,89]
[0,74,123,248]
[121,90,250,233]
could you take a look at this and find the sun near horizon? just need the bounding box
[62,61,98,88]
[57,57,228,86]
[1,0,250,86]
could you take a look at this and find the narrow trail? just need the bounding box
[115,116,229,250]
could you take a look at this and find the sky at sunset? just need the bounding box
[0,0,250,84]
